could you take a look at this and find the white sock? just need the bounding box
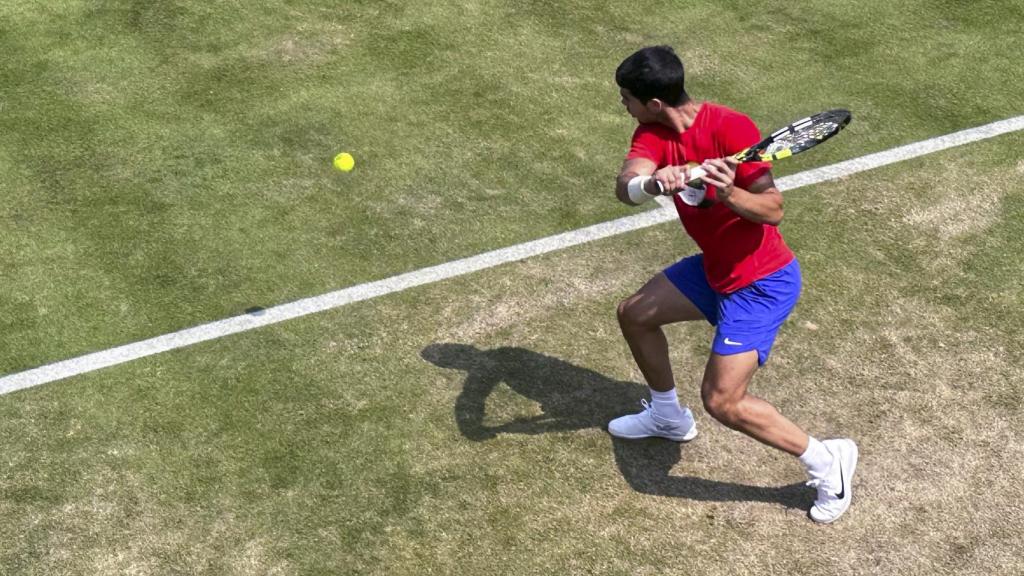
[799,437,834,479]
[649,387,684,421]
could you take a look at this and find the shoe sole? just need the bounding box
[609,426,698,443]
[810,439,858,524]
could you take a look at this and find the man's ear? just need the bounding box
[645,98,665,115]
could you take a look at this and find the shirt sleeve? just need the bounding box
[720,115,771,190]
[625,125,665,166]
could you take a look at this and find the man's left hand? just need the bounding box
[699,157,738,201]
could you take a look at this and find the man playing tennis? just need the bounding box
[609,45,858,523]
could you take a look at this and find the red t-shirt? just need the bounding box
[626,102,795,293]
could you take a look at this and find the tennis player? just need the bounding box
[609,45,857,523]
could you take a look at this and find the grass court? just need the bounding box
[1,1,1022,574]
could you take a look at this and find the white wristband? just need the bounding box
[627,176,657,204]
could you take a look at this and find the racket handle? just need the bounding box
[653,165,708,193]
[685,165,707,186]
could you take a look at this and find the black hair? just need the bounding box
[615,45,689,106]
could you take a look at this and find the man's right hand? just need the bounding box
[652,164,695,194]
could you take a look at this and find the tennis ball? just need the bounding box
[333,152,355,172]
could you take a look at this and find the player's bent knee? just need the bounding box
[702,392,742,427]
[616,296,646,330]
[616,298,629,322]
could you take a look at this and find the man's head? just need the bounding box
[615,45,690,122]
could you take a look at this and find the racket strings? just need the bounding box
[766,120,841,155]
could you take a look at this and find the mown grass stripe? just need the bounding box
[3,114,1022,395]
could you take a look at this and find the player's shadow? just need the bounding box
[421,343,646,440]
[421,343,812,509]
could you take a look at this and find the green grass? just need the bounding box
[2,0,1022,373]
[1,1,1022,574]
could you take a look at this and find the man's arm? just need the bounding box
[615,157,659,206]
[700,157,784,226]
[617,157,700,206]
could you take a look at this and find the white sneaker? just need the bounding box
[608,400,698,442]
[808,438,858,524]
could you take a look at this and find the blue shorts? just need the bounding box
[663,255,801,366]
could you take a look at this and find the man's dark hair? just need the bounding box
[615,45,689,106]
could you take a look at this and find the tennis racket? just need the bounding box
[662,108,852,204]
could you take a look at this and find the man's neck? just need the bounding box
[659,100,701,133]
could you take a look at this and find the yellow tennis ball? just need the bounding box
[333,152,355,172]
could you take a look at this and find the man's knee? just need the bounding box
[702,388,743,427]
[617,294,652,332]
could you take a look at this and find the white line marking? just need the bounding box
[3,115,1023,395]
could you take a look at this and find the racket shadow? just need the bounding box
[422,342,813,508]
[611,438,813,509]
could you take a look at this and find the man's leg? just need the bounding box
[617,272,705,392]
[608,272,706,441]
[701,350,858,523]
[700,350,808,455]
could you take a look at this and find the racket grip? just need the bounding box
[685,165,707,186]
[653,165,707,193]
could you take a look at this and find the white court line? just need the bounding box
[3,115,1023,395]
